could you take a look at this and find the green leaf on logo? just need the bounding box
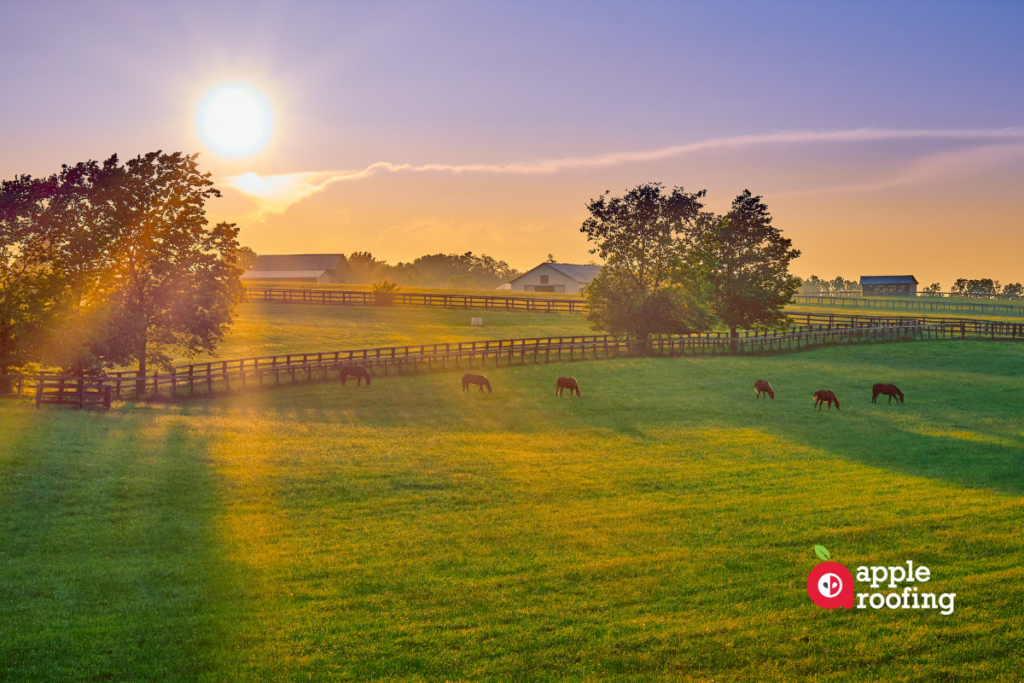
[814,545,831,561]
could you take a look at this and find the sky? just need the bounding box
[2,0,1023,287]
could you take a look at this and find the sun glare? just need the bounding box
[198,85,272,157]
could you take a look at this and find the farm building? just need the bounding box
[241,254,351,284]
[505,263,603,293]
[860,275,918,296]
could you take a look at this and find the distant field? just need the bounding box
[786,301,1024,323]
[182,302,595,363]
[2,341,1022,681]
[244,282,585,300]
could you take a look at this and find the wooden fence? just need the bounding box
[243,287,588,313]
[792,294,1024,316]
[244,287,1024,318]
[7,311,1024,405]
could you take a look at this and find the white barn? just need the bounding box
[505,263,602,294]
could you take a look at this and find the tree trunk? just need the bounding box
[135,342,147,399]
[730,325,739,352]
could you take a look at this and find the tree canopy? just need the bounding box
[579,182,715,339]
[689,190,801,338]
[0,151,243,390]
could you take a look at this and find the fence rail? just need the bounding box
[6,311,1024,406]
[792,294,1024,316]
[245,287,1024,318]
[243,287,588,313]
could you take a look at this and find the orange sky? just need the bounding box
[4,1,1023,288]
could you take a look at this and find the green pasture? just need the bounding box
[2,340,1023,681]
[194,302,594,363]
[787,299,1024,322]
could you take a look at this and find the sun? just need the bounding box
[198,85,273,157]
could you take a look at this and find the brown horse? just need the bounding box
[340,365,371,386]
[462,373,492,393]
[813,390,840,411]
[556,376,581,397]
[754,379,775,400]
[872,383,904,404]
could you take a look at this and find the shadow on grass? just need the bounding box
[0,410,241,682]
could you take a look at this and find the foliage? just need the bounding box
[371,280,399,305]
[955,278,1000,297]
[922,282,942,295]
[0,175,64,387]
[800,275,861,294]
[346,251,518,289]
[233,246,258,272]
[1002,282,1024,298]
[690,190,801,337]
[580,182,713,339]
[0,152,243,387]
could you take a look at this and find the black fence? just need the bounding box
[243,287,587,313]
[7,311,1022,405]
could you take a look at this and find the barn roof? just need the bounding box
[509,263,603,284]
[250,254,348,272]
[241,270,337,281]
[860,275,919,285]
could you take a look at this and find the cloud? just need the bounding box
[225,126,1024,215]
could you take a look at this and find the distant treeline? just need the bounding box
[346,252,520,289]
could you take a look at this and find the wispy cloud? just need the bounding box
[225,127,1024,214]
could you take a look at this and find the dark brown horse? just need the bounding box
[872,383,904,404]
[813,390,840,411]
[556,376,581,397]
[754,379,775,400]
[340,365,371,386]
[462,373,492,393]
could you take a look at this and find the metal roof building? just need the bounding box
[860,275,918,297]
[242,254,351,284]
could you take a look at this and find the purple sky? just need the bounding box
[3,0,1023,285]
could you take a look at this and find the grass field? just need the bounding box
[183,303,594,363]
[3,340,1023,681]
[786,302,1024,324]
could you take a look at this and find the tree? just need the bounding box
[580,182,714,339]
[234,246,258,272]
[922,282,942,295]
[1003,283,1023,298]
[1,152,243,393]
[0,175,63,389]
[690,190,801,340]
[99,152,243,394]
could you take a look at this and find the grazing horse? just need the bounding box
[754,379,775,400]
[462,373,492,393]
[872,383,904,404]
[340,365,371,386]
[813,390,840,411]
[556,376,581,397]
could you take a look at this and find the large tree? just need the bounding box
[0,175,64,389]
[1,151,244,393]
[690,190,801,341]
[99,152,244,394]
[580,182,715,339]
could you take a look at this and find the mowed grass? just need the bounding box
[193,303,593,363]
[2,341,1023,681]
